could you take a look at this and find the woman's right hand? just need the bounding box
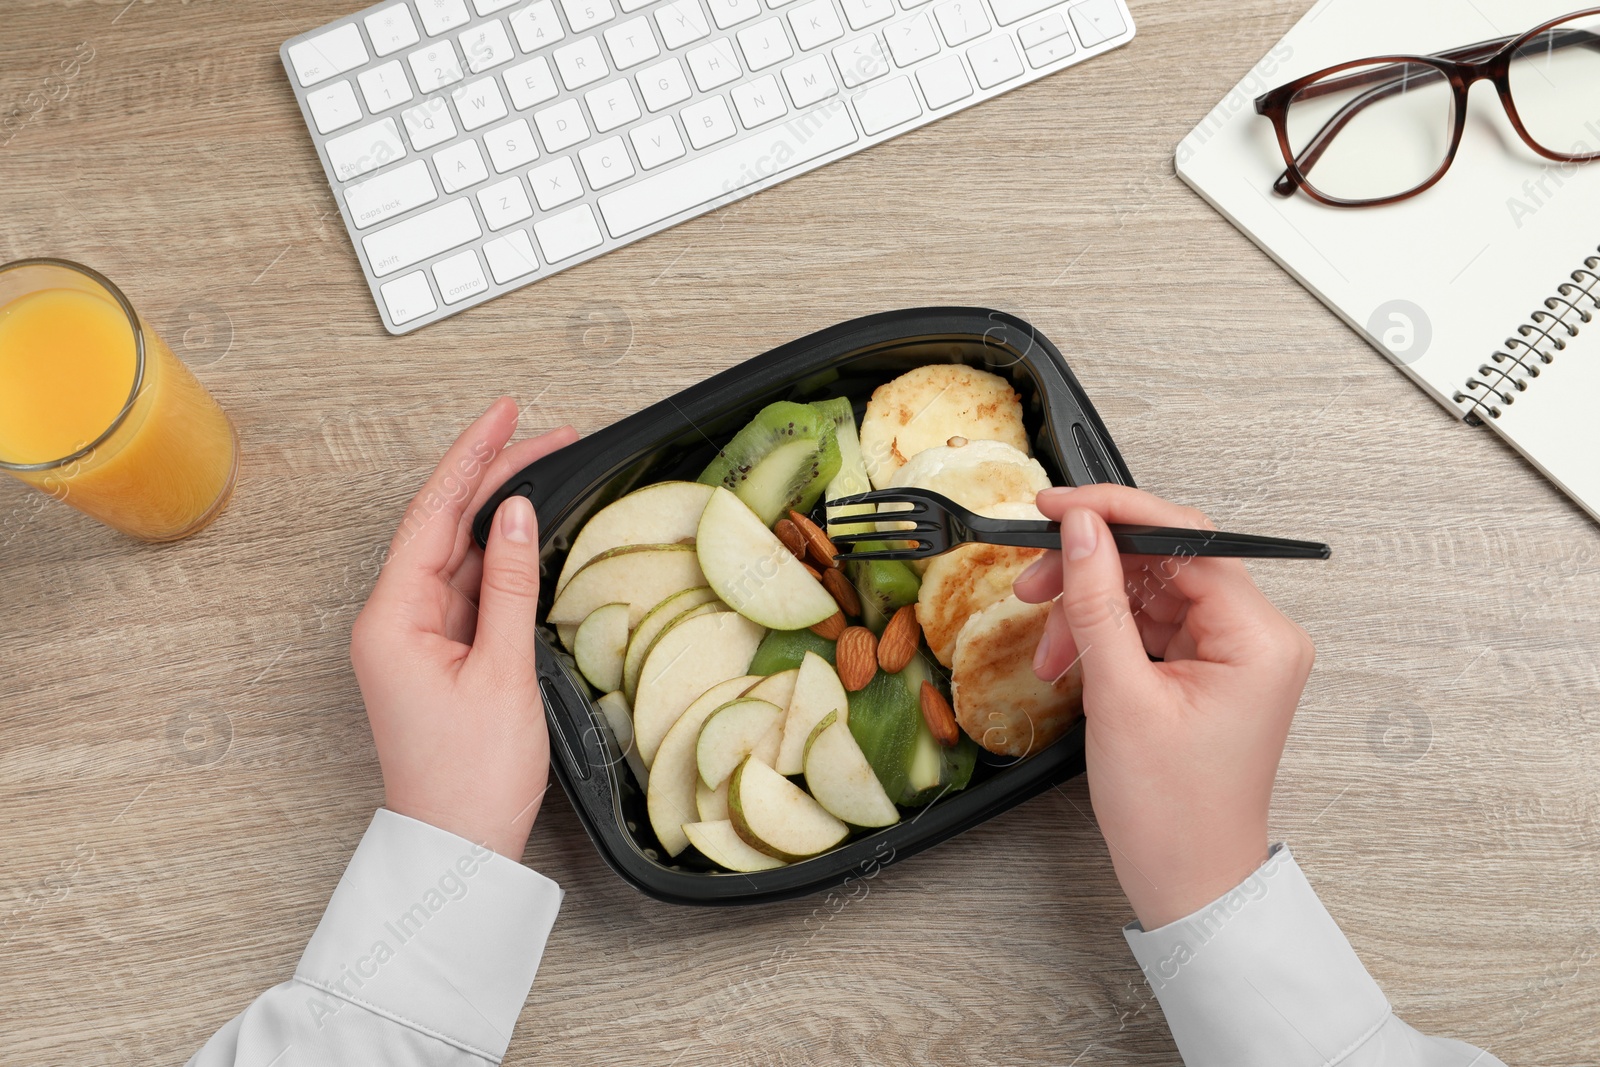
[1013,484,1316,929]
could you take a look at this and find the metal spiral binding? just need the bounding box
[1455,248,1600,422]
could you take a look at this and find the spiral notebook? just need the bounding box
[1176,0,1600,522]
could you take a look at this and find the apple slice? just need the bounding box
[573,603,630,693]
[634,611,765,767]
[555,623,579,651]
[621,587,722,701]
[697,697,784,789]
[696,487,838,630]
[776,651,849,775]
[648,691,772,856]
[556,481,715,594]
[697,777,730,821]
[729,756,849,861]
[744,667,799,710]
[595,690,648,792]
[548,544,705,627]
[684,820,787,873]
[803,711,901,828]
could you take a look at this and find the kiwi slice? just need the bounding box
[748,628,836,675]
[698,401,841,526]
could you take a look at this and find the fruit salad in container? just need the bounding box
[546,364,1083,874]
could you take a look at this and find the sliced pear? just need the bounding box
[803,711,901,828]
[697,777,730,821]
[573,603,630,693]
[634,611,765,767]
[555,623,579,652]
[620,586,722,701]
[625,601,723,703]
[697,697,784,789]
[648,692,773,856]
[776,651,849,775]
[696,487,838,630]
[556,481,715,594]
[595,690,649,791]
[728,756,849,861]
[684,820,788,873]
[744,667,798,710]
[548,544,705,627]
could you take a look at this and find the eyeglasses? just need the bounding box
[1255,9,1600,207]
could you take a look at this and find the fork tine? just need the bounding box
[826,491,934,517]
[833,547,933,563]
[828,530,914,546]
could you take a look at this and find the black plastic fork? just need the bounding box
[824,488,1331,561]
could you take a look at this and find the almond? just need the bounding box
[809,611,846,640]
[774,517,808,560]
[802,560,822,581]
[919,681,960,747]
[835,626,878,692]
[821,567,861,617]
[877,605,920,673]
[788,509,839,570]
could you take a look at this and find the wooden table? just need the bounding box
[5,0,1598,1063]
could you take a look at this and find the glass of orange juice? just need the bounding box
[0,258,238,541]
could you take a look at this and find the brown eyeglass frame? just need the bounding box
[1254,8,1600,207]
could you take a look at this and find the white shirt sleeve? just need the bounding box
[187,808,563,1067]
[1123,844,1505,1067]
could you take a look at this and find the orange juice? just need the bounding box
[0,264,237,541]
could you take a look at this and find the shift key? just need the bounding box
[362,198,481,277]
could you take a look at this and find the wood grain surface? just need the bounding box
[4,1,1598,1064]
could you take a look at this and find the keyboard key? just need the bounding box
[534,99,591,151]
[586,79,642,131]
[475,0,523,13]
[410,41,465,92]
[932,0,988,45]
[883,13,938,66]
[687,39,742,91]
[637,57,693,110]
[486,118,541,170]
[598,101,856,236]
[987,0,1055,25]
[561,0,618,33]
[363,197,481,276]
[478,175,534,227]
[1024,33,1074,66]
[899,0,931,8]
[289,24,369,87]
[853,74,920,133]
[915,52,970,107]
[359,60,414,112]
[1017,11,1066,48]
[604,17,661,68]
[553,37,609,90]
[619,0,654,10]
[326,116,407,180]
[737,18,793,69]
[579,136,636,188]
[630,115,686,168]
[418,0,472,36]
[707,0,762,29]
[483,230,540,282]
[534,204,605,262]
[433,248,490,303]
[510,0,566,51]
[307,79,362,134]
[434,139,489,192]
[453,76,508,130]
[839,0,894,29]
[731,74,788,126]
[366,6,421,57]
[381,270,437,324]
[529,156,583,208]
[966,34,1021,87]
[1069,0,1126,46]
[401,97,457,149]
[782,54,838,107]
[460,20,515,73]
[681,94,736,148]
[656,0,713,48]
[504,56,559,110]
[833,34,888,86]
[787,0,844,49]
[345,159,438,228]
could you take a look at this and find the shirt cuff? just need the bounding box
[1122,844,1389,1067]
[294,808,563,1063]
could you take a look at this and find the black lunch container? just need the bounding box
[472,307,1135,905]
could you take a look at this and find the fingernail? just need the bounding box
[1038,486,1076,502]
[1016,554,1054,585]
[1032,627,1053,673]
[1064,508,1097,561]
[500,496,533,544]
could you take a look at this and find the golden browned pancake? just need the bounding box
[917,541,1045,667]
[950,595,1083,757]
[859,365,1029,488]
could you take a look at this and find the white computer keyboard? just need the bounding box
[282,0,1134,333]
